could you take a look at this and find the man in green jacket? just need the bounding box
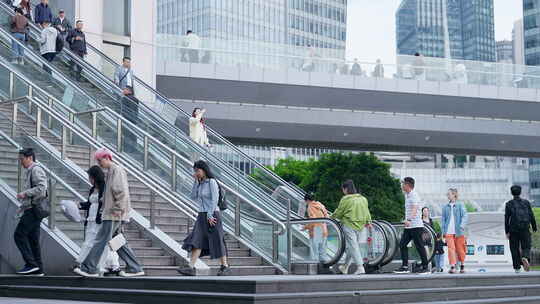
[332,180,372,275]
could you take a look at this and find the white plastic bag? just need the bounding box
[60,200,82,223]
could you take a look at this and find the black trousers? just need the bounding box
[42,52,56,74]
[509,229,531,270]
[14,209,43,270]
[400,227,428,267]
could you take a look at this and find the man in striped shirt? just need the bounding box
[394,177,430,274]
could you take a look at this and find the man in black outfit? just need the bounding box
[66,20,87,81]
[14,148,48,276]
[505,185,537,273]
[120,86,139,153]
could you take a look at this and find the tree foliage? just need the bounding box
[268,153,405,222]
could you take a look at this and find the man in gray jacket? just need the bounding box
[74,148,144,277]
[14,148,47,276]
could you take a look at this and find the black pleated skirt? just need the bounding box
[182,211,227,259]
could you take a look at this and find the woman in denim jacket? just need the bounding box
[441,188,468,274]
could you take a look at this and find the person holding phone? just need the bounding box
[179,160,230,276]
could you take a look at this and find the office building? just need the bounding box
[396,0,496,61]
[156,0,347,58]
[496,40,513,63]
[513,19,525,65]
[524,0,540,65]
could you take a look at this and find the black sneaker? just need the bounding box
[417,267,430,275]
[217,265,232,276]
[16,266,39,275]
[460,265,465,274]
[103,268,121,277]
[177,267,196,276]
[394,266,410,274]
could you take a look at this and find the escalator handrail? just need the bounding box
[0,2,306,220]
[0,36,288,236]
[0,129,86,204]
[0,1,306,201]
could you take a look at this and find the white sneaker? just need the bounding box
[119,271,145,277]
[515,269,522,274]
[73,267,99,277]
[353,267,366,275]
[522,258,530,272]
[338,264,350,275]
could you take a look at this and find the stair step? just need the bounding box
[203,256,262,266]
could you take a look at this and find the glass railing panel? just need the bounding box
[0,111,86,246]
[0,63,9,97]
[392,224,436,264]
[288,219,345,265]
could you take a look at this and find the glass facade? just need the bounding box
[396,0,496,62]
[156,0,347,54]
[496,40,513,63]
[524,0,540,65]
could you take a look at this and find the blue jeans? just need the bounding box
[11,33,25,59]
[81,220,142,274]
[434,254,444,271]
[310,226,328,263]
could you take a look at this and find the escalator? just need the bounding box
[0,1,308,219]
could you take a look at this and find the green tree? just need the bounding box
[464,201,478,213]
[269,152,405,222]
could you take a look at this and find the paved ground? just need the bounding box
[0,298,121,304]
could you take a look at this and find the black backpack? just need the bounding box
[55,34,64,53]
[511,199,531,231]
[216,180,228,211]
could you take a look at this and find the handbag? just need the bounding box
[30,166,50,220]
[108,221,127,252]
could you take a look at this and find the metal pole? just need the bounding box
[48,178,56,229]
[47,98,53,129]
[61,126,67,159]
[9,72,14,99]
[28,86,33,98]
[143,136,149,170]
[171,154,177,191]
[116,118,123,152]
[286,198,292,273]
[68,112,74,144]
[35,107,41,138]
[17,159,22,193]
[272,223,279,263]
[11,102,18,138]
[91,112,97,138]
[234,195,241,236]
[150,191,155,229]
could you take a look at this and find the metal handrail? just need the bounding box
[0,2,306,216]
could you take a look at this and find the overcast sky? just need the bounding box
[346,0,523,63]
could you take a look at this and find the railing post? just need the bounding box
[234,195,241,236]
[11,102,18,138]
[61,125,67,159]
[28,85,33,98]
[171,154,177,191]
[286,199,292,273]
[116,118,122,152]
[91,112,97,138]
[150,191,155,229]
[68,112,74,144]
[17,158,22,193]
[47,98,53,129]
[143,136,149,170]
[35,107,41,138]
[48,178,56,229]
[9,72,14,99]
[272,223,279,264]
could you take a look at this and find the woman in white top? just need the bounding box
[189,108,209,146]
[77,165,120,275]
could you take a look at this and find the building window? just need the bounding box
[103,0,131,36]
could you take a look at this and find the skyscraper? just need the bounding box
[496,40,513,63]
[396,0,496,61]
[524,0,540,65]
[156,0,347,56]
[513,19,525,65]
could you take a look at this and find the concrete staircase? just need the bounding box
[0,102,277,276]
[1,273,540,303]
